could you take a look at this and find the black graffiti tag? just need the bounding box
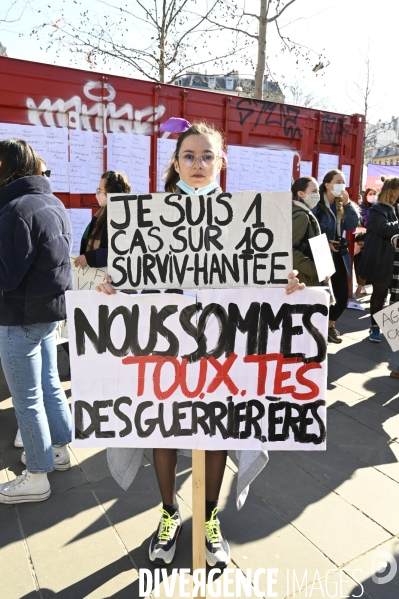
[235,99,302,140]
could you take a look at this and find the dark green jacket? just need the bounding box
[292,200,321,286]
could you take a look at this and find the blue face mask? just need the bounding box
[177,179,219,195]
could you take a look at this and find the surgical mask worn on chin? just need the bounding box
[331,183,345,197]
[177,179,219,195]
[302,192,320,210]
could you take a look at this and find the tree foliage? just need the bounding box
[30,0,245,84]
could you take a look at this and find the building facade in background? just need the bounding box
[173,71,285,102]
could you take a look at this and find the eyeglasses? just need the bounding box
[96,188,106,195]
[42,170,51,178]
[177,152,219,167]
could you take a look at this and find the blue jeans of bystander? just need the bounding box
[0,322,72,473]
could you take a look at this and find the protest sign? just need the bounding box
[107,191,292,290]
[66,286,328,451]
[308,233,335,282]
[70,256,107,291]
[373,301,399,351]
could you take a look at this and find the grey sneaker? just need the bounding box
[328,326,342,344]
[21,445,71,471]
[205,507,231,568]
[149,509,182,565]
[0,471,50,504]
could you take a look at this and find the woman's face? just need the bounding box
[366,190,377,203]
[298,178,319,199]
[325,172,346,192]
[96,178,107,207]
[174,133,222,189]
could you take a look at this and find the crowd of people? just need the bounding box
[0,124,397,571]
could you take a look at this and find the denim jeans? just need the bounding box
[0,322,72,473]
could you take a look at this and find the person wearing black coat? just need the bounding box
[360,177,399,342]
[74,170,131,269]
[0,139,73,504]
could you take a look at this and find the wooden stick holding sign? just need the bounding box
[192,449,206,597]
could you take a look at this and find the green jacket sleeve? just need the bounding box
[292,211,318,283]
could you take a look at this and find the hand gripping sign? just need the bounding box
[66,286,328,450]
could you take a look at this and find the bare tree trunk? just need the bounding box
[254,0,268,100]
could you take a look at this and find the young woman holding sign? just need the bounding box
[74,170,131,269]
[98,121,305,568]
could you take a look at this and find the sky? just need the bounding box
[0,0,396,123]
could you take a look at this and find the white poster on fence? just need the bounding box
[308,234,336,282]
[374,301,399,352]
[66,287,328,451]
[107,191,292,290]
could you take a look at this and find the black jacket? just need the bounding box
[0,176,72,325]
[360,202,399,286]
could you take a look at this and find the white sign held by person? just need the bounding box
[374,301,399,351]
[107,191,292,290]
[70,256,107,291]
[308,234,336,282]
[66,287,328,451]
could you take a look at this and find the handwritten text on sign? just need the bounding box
[66,287,328,450]
[374,301,399,352]
[107,191,292,290]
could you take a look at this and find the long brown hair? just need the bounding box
[0,139,42,187]
[378,177,399,206]
[163,121,226,192]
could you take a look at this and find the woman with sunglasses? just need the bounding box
[99,121,304,569]
[74,171,131,269]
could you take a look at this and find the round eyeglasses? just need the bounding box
[177,152,219,167]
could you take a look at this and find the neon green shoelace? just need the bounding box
[158,509,178,541]
[205,507,221,543]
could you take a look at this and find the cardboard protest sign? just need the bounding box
[373,301,399,351]
[107,191,292,290]
[308,234,335,282]
[70,256,107,291]
[66,287,328,451]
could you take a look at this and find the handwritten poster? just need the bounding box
[107,132,150,192]
[308,234,336,282]
[300,161,313,178]
[226,146,294,192]
[69,130,104,193]
[107,191,292,290]
[66,287,328,450]
[156,138,177,192]
[0,123,69,192]
[317,154,339,183]
[65,208,93,255]
[373,302,399,352]
[342,164,352,186]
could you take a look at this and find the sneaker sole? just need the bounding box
[369,338,381,343]
[21,455,71,471]
[206,547,231,569]
[0,489,51,504]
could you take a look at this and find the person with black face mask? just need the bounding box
[292,176,324,286]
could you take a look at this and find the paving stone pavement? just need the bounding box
[1,293,399,599]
